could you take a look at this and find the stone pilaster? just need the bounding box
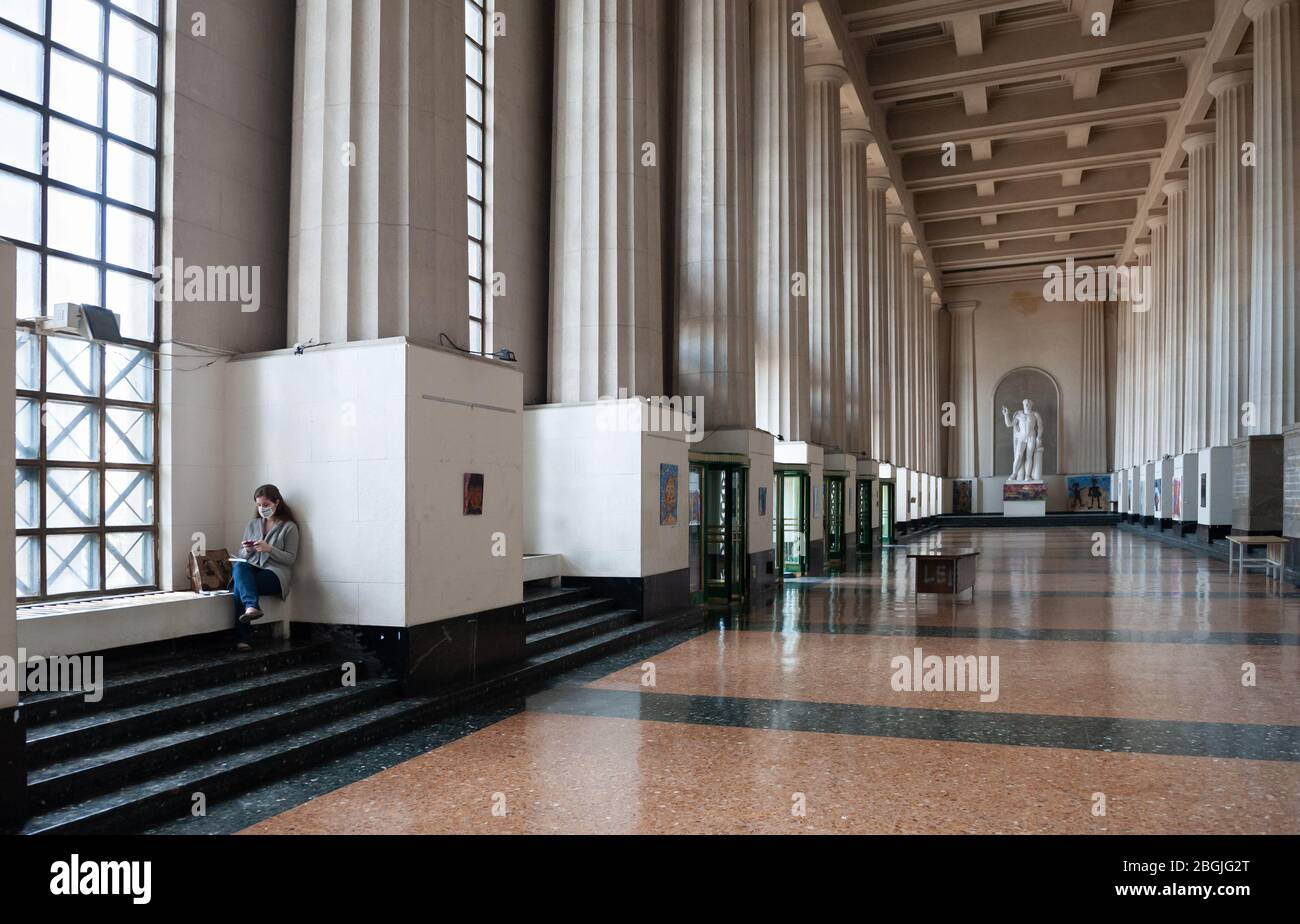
[1182,127,1216,453]
[948,301,978,477]
[926,290,940,474]
[1115,282,1130,470]
[899,240,921,471]
[752,0,809,442]
[1247,0,1300,433]
[1131,242,1152,466]
[866,177,891,461]
[288,0,467,347]
[1080,301,1108,472]
[1161,175,1188,458]
[805,62,849,449]
[841,121,875,455]
[676,0,754,428]
[1146,213,1167,464]
[884,210,907,464]
[1208,60,1254,448]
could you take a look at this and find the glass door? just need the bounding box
[825,476,845,567]
[857,478,872,549]
[880,481,895,544]
[775,470,809,577]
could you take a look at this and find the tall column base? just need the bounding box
[1232,434,1285,535]
[1196,446,1234,543]
[1174,453,1199,535]
[1282,425,1300,582]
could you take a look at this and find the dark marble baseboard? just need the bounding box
[565,569,690,621]
[747,549,776,607]
[0,705,25,824]
[1195,523,1232,544]
[807,539,825,576]
[331,604,525,696]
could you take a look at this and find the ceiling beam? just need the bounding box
[925,199,1138,245]
[914,163,1150,219]
[887,64,1185,151]
[901,121,1165,190]
[865,0,1214,102]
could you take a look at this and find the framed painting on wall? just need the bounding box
[660,463,679,526]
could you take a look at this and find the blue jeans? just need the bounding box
[231,562,281,642]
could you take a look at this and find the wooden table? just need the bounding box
[908,548,979,598]
[1225,535,1289,581]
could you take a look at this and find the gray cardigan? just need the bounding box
[236,518,299,598]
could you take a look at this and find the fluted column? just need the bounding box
[1161,176,1187,458]
[548,0,663,402]
[906,251,926,471]
[948,302,977,477]
[805,63,848,449]
[1132,242,1152,465]
[1182,128,1215,453]
[1146,214,1166,463]
[899,240,920,470]
[289,0,467,346]
[752,0,808,442]
[1114,285,1130,470]
[841,121,875,455]
[866,177,891,460]
[1208,61,1253,448]
[926,291,940,474]
[884,210,906,463]
[1247,0,1300,432]
[1079,301,1108,472]
[677,0,753,428]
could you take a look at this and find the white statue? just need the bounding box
[1001,398,1044,483]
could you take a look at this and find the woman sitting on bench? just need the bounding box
[231,484,300,651]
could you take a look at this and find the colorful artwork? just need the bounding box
[1200,472,1207,508]
[758,486,767,517]
[1172,477,1182,518]
[659,463,679,526]
[1003,481,1048,501]
[1066,475,1109,512]
[462,473,484,515]
[953,480,973,514]
[1153,478,1162,514]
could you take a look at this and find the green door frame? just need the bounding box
[825,475,845,565]
[691,460,748,606]
[856,478,872,549]
[880,480,895,544]
[774,469,810,577]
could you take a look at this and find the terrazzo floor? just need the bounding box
[221,527,1300,834]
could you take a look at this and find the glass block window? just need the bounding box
[465,0,488,353]
[4,0,162,600]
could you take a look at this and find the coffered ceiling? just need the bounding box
[839,0,1231,286]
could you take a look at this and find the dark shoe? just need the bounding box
[235,641,253,652]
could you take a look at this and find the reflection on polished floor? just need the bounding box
[243,529,1300,835]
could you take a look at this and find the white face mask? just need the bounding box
[258,504,276,519]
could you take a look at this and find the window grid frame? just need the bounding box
[5,0,163,603]
[465,0,487,354]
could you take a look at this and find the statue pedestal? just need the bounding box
[1003,480,1048,517]
[1004,499,1046,517]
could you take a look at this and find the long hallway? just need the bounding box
[238,528,1300,835]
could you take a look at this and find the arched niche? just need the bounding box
[992,366,1060,477]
